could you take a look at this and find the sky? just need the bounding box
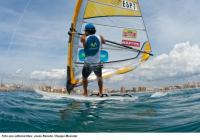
[0,0,200,88]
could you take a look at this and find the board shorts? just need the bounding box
[82,63,103,79]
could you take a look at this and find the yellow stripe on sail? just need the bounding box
[115,67,134,75]
[84,0,141,19]
[76,66,135,85]
[102,67,134,79]
[141,41,151,62]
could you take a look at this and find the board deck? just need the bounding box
[35,89,137,101]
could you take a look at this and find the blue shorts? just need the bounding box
[82,63,102,79]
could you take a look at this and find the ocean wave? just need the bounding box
[1,89,200,132]
[151,92,169,98]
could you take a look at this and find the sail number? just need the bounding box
[122,0,138,11]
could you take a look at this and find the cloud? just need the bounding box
[140,0,200,54]
[104,42,200,88]
[0,6,20,16]
[15,68,23,74]
[30,69,66,81]
[28,42,200,88]
[135,42,200,81]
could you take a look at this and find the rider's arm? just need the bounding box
[80,34,86,48]
[100,35,106,44]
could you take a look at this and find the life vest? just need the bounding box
[84,35,101,57]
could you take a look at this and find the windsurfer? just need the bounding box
[80,23,106,97]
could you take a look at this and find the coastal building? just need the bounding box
[103,87,109,93]
[0,83,5,88]
[132,87,137,92]
[175,85,182,90]
[137,87,147,92]
[125,89,132,93]
[61,88,66,93]
[164,87,170,91]
[146,87,154,92]
[120,86,126,93]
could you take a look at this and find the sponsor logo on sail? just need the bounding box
[78,49,109,62]
[123,29,137,39]
[122,0,138,11]
[122,40,140,47]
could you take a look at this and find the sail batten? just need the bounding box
[78,20,146,31]
[67,0,152,93]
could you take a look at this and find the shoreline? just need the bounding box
[0,87,34,92]
[1,82,200,94]
[1,87,200,95]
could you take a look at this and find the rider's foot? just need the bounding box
[83,92,88,97]
[97,93,103,97]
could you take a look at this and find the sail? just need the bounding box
[67,0,152,92]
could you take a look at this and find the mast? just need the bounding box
[66,0,83,93]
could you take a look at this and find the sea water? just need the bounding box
[0,89,200,132]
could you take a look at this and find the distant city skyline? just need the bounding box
[0,0,200,87]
